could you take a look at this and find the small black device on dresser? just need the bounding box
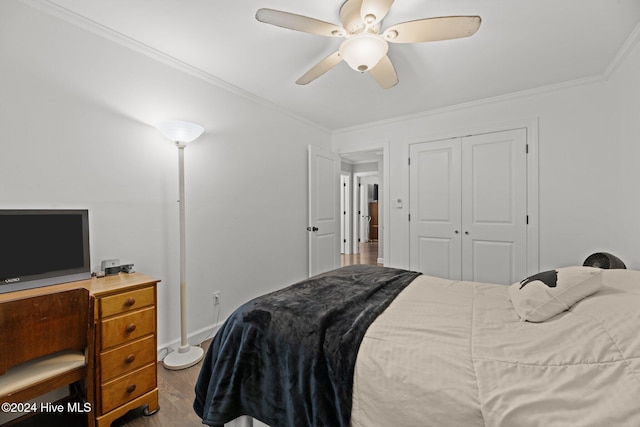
[101,259,121,276]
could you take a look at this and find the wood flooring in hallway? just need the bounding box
[341,241,381,267]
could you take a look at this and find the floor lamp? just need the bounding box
[156,120,205,370]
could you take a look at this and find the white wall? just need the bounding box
[0,1,331,349]
[332,28,640,272]
[2,0,638,353]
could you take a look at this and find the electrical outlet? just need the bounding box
[213,291,221,306]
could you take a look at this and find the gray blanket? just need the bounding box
[193,265,421,427]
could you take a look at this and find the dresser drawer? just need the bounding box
[101,306,155,350]
[100,335,156,382]
[100,363,156,413]
[100,286,155,318]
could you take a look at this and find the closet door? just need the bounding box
[409,138,462,279]
[461,129,528,284]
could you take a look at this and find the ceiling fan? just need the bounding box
[256,0,481,89]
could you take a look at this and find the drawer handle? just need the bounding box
[125,354,136,364]
[126,384,137,394]
[124,297,136,307]
[125,323,137,333]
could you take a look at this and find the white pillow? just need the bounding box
[509,266,603,322]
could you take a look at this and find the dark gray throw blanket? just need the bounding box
[193,265,421,427]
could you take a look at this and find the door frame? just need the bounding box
[407,118,539,277]
[340,173,351,254]
[336,142,389,265]
[353,171,378,252]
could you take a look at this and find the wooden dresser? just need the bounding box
[90,273,160,427]
[0,273,159,427]
[0,273,160,426]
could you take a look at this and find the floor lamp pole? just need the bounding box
[163,142,204,370]
[178,143,188,349]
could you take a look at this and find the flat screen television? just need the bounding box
[0,209,91,293]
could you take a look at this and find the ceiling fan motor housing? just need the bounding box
[340,0,381,34]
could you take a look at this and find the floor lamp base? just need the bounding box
[163,344,204,370]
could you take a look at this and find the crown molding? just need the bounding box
[21,0,640,137]
[334,20,640,136]
[603,20,640,78]
[332,74,604,135]
[20,0,331,135]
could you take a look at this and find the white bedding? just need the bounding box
[351,269,640,426]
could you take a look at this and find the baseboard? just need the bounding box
[156,320,225,362]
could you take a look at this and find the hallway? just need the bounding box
[341,242,381,267]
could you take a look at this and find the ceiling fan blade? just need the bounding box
[296,51,343,85]
[256,8,346,37]
[369,55,398,89]
[383,16,481,43]
[360,0,395,26]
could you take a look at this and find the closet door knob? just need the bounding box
[454,230,459,234]
[464,231,469,235]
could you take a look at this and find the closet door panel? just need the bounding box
[409,139,462,279]
[417,237,455,279]
[461,129,528,284]
[470,241,515,284]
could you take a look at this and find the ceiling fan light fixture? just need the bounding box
[339,33,388,72]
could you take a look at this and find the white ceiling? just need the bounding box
[34,0,640,131]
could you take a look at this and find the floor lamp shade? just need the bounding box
[156,120,204,144]
[156,120,205,370]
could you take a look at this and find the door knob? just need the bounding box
[307,226,319,232]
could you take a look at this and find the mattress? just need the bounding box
[351,269,640,426]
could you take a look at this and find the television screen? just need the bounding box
[0,209,91,293]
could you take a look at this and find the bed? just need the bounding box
[194,264,640,427]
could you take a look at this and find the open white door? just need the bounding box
[360,183,370,243]
[308,145,340,276]
[340,174,351,254]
